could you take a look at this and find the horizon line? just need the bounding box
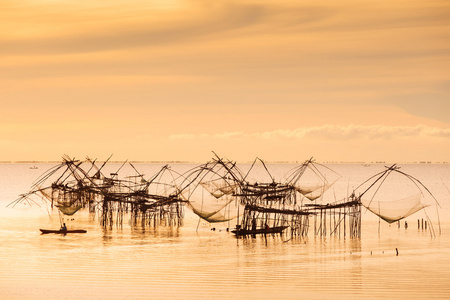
[0,160,448,165]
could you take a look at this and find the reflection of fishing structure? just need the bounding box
[10,155,186,228]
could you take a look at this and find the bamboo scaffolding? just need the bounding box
[10,156,187,229]
[12,154,437,241]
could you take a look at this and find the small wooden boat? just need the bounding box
[40,229,87,234]
[231,226,288,236]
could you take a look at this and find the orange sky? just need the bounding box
[1,0,449,162]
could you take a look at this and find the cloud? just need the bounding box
[212,131,245,139]
[169,124,450,141]
[169,133,196,140]
[298,124,450,139]
[0,2,269,55]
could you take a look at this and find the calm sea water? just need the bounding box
[1,163,450,299]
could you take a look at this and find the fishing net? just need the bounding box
[56,204,83,216]
[200,178,237,199]
[361,193,426,223]
[355,164,438,224]
[189,199,242,223]
[186,193,241,223]
[295,181,337,200]
[143,165,180,197]
[284,160,341,201]
[178,156,244,223]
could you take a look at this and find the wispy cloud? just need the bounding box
[0,2,269,55]
[169,133,196,140]
[212,131,245,139]
[169,125,450,141]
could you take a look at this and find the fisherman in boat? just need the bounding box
[252,218,257,231]
[60,223,67,231]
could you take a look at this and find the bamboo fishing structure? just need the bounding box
[11,154,439,240]
[180,154,363,238]
[10,155,186,228]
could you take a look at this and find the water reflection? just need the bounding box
[129,226,181,239]
[1,163,450,299]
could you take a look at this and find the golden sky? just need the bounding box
[1,0,449,162]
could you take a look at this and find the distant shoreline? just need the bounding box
[0,161,448,165]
